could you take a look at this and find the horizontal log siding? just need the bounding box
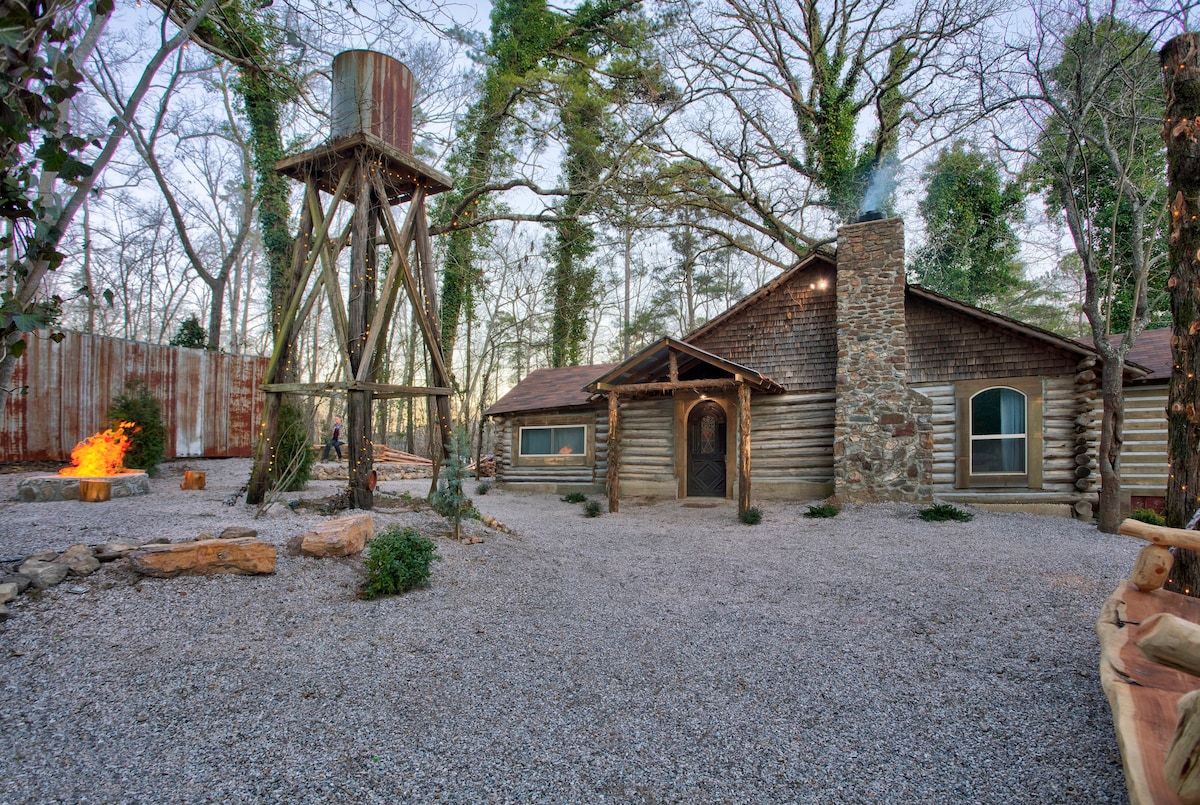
[1122,384,1168,497]
[913,377,1098,502]
[616,398,674,485]
[491,410,607,486]
[690,265,836,391]
[749,391,834,484]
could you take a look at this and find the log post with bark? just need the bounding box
[1162,33,1200,594]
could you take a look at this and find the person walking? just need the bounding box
[322,416,343,461]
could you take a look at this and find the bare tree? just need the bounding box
[1000,0,1185,532]
[653,0,997,265]
[0,0,218,413]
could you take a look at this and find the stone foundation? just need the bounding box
[16,471,150,502]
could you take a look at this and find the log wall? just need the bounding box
[1123,384,1169,502]
[492,409,608,491]
[614,398,675,496]
[748,391,835,499]
[913,376,1100,505]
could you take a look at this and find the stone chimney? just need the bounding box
[833,216,933,503]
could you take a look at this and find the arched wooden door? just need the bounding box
[687,401,727,497]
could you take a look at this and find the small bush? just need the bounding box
[739,506,763,525]
[561,492,588,504]
[361,526,440,599]
[475,481,492,496]
[919,502,974,522]
[804,503,840,519]
[108,381,166,476]
[583,499,602,517]
[1131,507,1166,526]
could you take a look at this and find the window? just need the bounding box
[955,378,1043,489]
[519,425,587,457]
[970,388,1026,474]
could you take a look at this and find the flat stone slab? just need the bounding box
[16,472,150,502]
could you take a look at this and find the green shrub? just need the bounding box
[107,381,165,476]
[561,492,587,504]
[583,499,602,517]
[739,506,763,525]
[270,403,314,492]
[361,526,440,599]
[475,481,492,496]
[919,502,974,522]
[1131,507,1166,526]
[804,503,840,519]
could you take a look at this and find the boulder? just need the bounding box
[129,538,276,578]
[18,559,69,589]
[0,582,17,603]
[93,542,140,562]
[0,574,31,593]
[57,544,101,577]
[293,513,373,558]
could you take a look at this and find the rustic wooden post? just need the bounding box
[346,161,379,509]
[737,382,751,514]
[607,391,619,513]
[1162,34,1200,592]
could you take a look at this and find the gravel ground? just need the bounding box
[0,458,1133,804]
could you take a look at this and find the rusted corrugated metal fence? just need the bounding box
[0,331,269,461]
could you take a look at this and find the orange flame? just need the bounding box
[59,421,140,477]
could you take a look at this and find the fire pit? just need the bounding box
[16,422,151,502]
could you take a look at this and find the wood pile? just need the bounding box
[1099,519,1200,804]
[372,445,433,465]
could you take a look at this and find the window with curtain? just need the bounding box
[970,387,1027,474]
[519,425,587,456]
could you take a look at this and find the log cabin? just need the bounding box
[484,215,1151,517]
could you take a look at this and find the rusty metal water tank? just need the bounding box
[331,50,413,153]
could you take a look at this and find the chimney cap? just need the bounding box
[856,210,884,223]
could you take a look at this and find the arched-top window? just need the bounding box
[970,387,1027,474]
[955,377,1043,490]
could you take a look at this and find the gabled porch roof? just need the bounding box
[585,337,785,395]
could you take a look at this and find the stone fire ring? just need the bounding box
[16,471,150,502]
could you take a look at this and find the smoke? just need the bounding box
[859,157,901,214]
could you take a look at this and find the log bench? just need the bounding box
[1099,519,1200,804]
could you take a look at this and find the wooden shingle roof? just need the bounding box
[483,364,616,417]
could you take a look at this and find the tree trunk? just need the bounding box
[1162,34,1200,594]
[1096,357,1126,533]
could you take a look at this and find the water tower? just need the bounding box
[248,50,453,510]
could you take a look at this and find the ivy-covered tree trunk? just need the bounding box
[549,65,604,367]
[1162,34,1200,594]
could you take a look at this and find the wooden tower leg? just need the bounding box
[347,159,379,509]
